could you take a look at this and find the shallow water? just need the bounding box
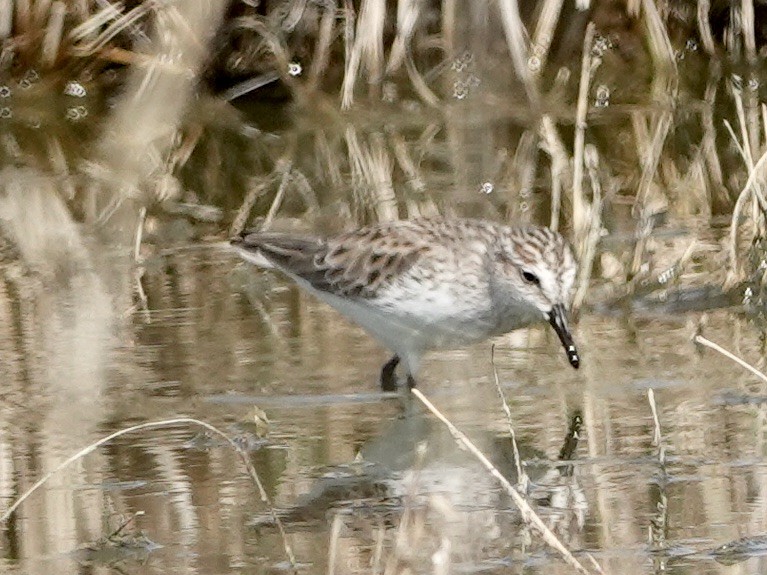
[2,26,767,570]
[0,237,765,575]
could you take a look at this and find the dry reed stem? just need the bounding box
[573,144,602,311]
[441,0,456,58]
[745,88,760,168]
[647,389,662,447]
[629,1,676,276]
[87,0,225,237]
[646,388,667,550]
[341,0,356,108]
[539,115,571,232]
[327,512,343,575]
[723,121,749,170]
[383,442,428,575]
[508,130,539,223]
[100,0,149,41]
[46,136,75,200]
[389,132,426,195]
[68,2,119,43]
[235,17,300,95]
[33,0,53,31]
[16,0,31,37]
[632,110,673,213]
[133,205,150,321]
[573,22,596,244]
[0,0,12,39]
[701,70,726,208]
[346,126,368,217]
[386,0,419,73]
[41,1,65,67]
[410,388,598,575]
[70,2,151,56]
[389,131,439,218]
[346,128,398,221]
[496,0,539,106]
[404,52,440,107]
[290,168,320,211]
[0,417,298,571]
[696,0,716,55]
[275,0,308,33]
[221,71,281,102]
[372,523,385,574]
[694,334,767,385]
[641,0,677,73]
[490,345,528,490]
[307,0,336,92]
[630,107,673,276]
[315,130,344,190]
[734,83,756,169]
[230,174,279,237]
[585,553,605,575]
[368,134,398,221]
[262,161,294,230]
[170,123,204,169]
[531,0,564,72]
[741,0,757,62]
[726,147,767,285]
[341,0,385,108]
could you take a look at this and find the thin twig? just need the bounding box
[693,334,767,385]
[133,206,150,322]
[490,345,527,489]
[646,388,667,550]
[647,388,661,447]
[262,162,294,230]
[410,389,597,575]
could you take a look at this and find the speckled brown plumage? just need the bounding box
[232,217,580,390]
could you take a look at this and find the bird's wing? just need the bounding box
[234,222,433,298]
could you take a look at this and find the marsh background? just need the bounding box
[1,0,767,573]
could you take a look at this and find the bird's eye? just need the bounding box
[522,271,540,285]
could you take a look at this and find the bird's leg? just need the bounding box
[380,355,400,392]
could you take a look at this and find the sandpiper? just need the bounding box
[231,218,580,391]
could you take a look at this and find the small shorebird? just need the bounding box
[231,218,580,391]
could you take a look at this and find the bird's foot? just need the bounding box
[380,355,400,392]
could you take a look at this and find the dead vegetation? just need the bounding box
[1,1,766,317]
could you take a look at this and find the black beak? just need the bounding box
[547,304,580,369]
